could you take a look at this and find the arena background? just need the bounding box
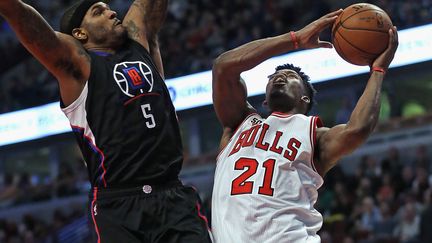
[0,0,431,242]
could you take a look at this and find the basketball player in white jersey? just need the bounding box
[211,9,399,243]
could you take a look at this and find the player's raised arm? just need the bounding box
[123,0,167,52]
[212,9,343,131]
[0,1,90,104]
[315,26,399,176]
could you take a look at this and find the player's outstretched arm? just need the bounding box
[0,1,91,105]
[212,9,343,131]
[315,26,399,176]
[123,0,168,53]
[124,0,168,77]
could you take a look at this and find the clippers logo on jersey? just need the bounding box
[113,61,154,97]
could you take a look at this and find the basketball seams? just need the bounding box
[336,28,381,56]
[339,26,389,33]
[340,9,390,33]
[341,9,386,22]
[332,32,350,63]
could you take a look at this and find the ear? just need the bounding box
[262,99,268,107]
[301,96,310,104]
[72,28,88,41]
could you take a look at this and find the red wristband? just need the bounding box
[290,31,299,50]
[371,66,386,75]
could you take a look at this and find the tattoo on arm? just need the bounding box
[125,20,141,41]
[54,40,90,80]
[73,40,91,64]
[132,0,168,35]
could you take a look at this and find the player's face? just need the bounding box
[265,69,306,112]
[81,2,127,47]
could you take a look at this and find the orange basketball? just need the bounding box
[332,3,393,66]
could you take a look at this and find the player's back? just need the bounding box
[212,113,323,243]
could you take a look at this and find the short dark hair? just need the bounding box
[275,63,316,114]
[60,0,106,34]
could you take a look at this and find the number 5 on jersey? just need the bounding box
[231,158,276,196]
[141,104,156,128]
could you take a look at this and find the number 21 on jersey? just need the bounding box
[231,157,276,196]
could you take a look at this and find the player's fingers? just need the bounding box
[387,26,398,50]
[324,9,343,18]
[318,15,339,28]
[393,26,399,44]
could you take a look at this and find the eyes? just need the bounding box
[268,71,301,81]
[92,5,111,16]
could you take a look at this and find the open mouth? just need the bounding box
[273,78,286,85]
[114,20,122,26]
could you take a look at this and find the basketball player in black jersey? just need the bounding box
[0,0,211,242]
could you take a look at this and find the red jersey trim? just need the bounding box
[70,125,107,187]
[91,187,101,243]
[309,116,323,173]
[270,111,294,118]
[216,112,259,162]
[124,92,161,106]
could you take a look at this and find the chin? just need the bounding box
[113,29,128,46]
[268,92,295,112]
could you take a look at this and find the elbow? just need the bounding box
[212,53,232,79]
[213,53,229,70]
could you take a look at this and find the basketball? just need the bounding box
[332,3,393,66]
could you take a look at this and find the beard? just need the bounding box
[89,25,128,49]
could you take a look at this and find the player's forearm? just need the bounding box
[148,36,164,78]
[1,2,62,64]
[133,0,168,36]
[214,33,297,76]
[346,72,384,139]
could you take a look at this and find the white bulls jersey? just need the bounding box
[212,112,324,243]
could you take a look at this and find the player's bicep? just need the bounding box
[123,2,150,51]
[212,70,255,130]
[52,33,91,80]
[316,124,357,174]
[50,33,92,106]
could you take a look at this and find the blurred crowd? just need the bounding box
[0,144,431,243]
[316,144,432,243]
[0,161,90,209]
[1,0,432,113]
[1,0,432,242]
[0,208,88,243]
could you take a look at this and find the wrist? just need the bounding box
[290,31,299,50]
[371,66,386,75]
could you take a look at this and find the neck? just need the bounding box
[271,106,305,115]
[86,46,116,55]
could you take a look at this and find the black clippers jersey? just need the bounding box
[61,40,183,188]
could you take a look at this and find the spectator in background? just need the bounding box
[399,165,415,194]
[393,202,421,243]
[419,189,432,243]
[354,196,382,240]
[0,173,18,208]
[381,146,402,177]
[373,201,396,242]
[412,167,430,201]
[413,144,430,172]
